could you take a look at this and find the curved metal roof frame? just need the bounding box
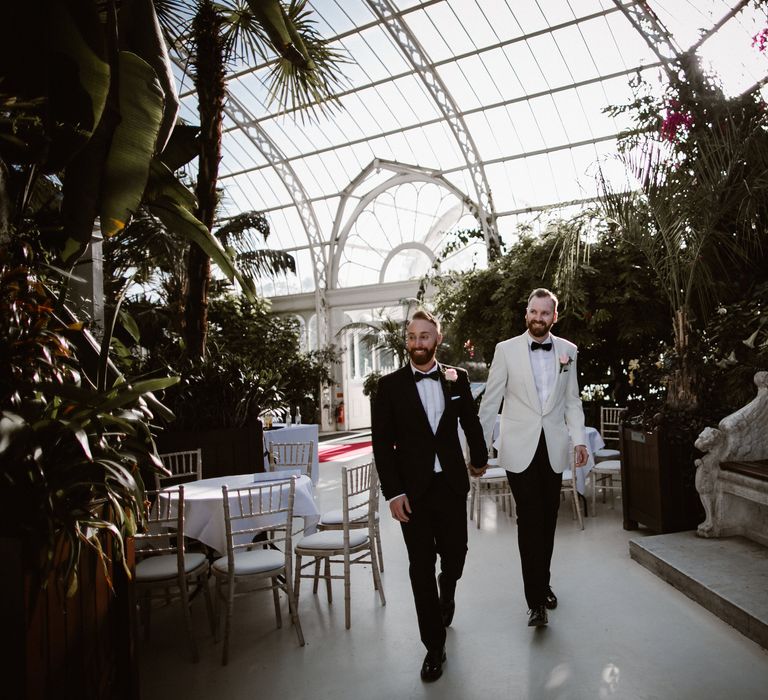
[328,158,480,288]
[366,0,500,254]
[202,0,767,299]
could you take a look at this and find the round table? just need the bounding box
[164,474,319,554]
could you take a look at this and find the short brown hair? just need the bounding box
[409,308,441,334]
[527,288,558,313]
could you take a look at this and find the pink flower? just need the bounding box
[660,99,694,143]
[444,368,458,382]
[753,28,768,53]
[558,354,573,373]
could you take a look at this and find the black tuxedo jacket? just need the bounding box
[371,363,487,502]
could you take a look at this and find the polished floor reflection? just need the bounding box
[139,457,768,700]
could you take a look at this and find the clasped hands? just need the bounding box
[468,463,488,477]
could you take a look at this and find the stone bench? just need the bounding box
[695,372,768,547]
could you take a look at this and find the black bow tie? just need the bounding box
[414,370,440,382]
[531,341,552,351]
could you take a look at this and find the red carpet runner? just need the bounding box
[318,441,373,463]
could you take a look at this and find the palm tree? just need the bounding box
[156,0,346,359]
[104,207,296,336]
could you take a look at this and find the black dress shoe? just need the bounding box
[528,605,548,627]
[544,587,558,610]
[420,647,446,682]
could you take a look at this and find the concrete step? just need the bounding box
[629,531,768,650]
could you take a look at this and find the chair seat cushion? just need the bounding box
[212,549,284,576]
[479,467,508,480]
[594,448,620,459]
[319,508,378,525]
[136,552,207,581]
[295,530,368,550]
[594,459,621,473]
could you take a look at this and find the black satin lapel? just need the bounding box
[436,373,455,432]
[403,368,434,434]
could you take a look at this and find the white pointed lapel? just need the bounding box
[543,335,568,414]
[515,334,542,413]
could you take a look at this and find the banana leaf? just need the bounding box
[100,51,165,239]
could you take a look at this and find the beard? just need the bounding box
[408,343,437,365]
[527,318,553,339]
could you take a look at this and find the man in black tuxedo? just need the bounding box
[372,309,487,682]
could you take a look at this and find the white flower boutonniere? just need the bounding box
[444,368,458,382]
[558,354,573,374]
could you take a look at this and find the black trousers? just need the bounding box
[400,473,467,652]
[506,431,563,609]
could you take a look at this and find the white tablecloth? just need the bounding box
[563,426,605,495]
[164,474,319,554]
[263,423,320,485]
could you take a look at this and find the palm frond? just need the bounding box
[235,249,295,277]
[263,0,348,120]
[215,210,270,245]
[152,0,194,47]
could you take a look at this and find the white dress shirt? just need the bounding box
[528,333,556,409]
[412,362,445,473]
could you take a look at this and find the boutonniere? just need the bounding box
[558,354,573,373]
[443,368,458,383]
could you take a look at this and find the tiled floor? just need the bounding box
[138,454,768,700]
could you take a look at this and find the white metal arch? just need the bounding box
[328,159,480,289]
[379,241,436,284]
[366,0,501,257]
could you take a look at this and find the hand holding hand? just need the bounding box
[389,494,411,523]
[469,463,488,477]
[574,444,589,468]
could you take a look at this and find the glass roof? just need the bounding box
[186,1,768,296]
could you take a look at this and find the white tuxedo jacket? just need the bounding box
[478,333,586,474]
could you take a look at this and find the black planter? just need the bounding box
[156,419,265,478]
[620,425,705,533]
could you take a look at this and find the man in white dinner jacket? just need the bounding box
[478,288,588,628]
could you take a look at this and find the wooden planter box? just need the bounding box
[620,425,705,534]
[1,535,137,700]
[156,419,265,478]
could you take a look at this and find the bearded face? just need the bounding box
[408,339,438,366]
[406,318,442,369]
[525,296,557,340]
[526,316,554,339]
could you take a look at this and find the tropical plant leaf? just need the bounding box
[45,0,111,170]
[147,194,256,301]
[117,0,180,152]
[158,122,200,170]
[249,0,348,119]
[100,51,165,239]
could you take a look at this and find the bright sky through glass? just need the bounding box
[199,0,768,297]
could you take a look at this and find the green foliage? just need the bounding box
[362,371,383,400]
[0,245,175,591]
[119,291,339,430]
[433,218,670,405]
[596,52,768,410]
